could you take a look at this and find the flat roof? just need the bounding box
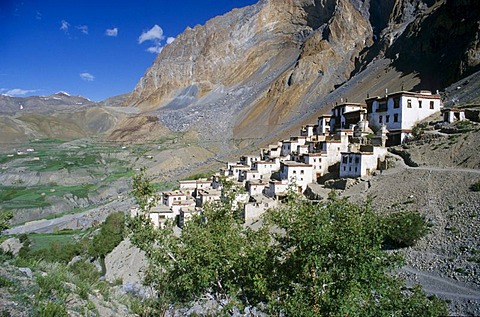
[281,161,313,167]
[366,90,441,101]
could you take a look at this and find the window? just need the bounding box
[430,101,434,109]
[349,157,353,163]
[355,157,360,164]
[379,115,383,123]
[407,99,412,108]
[394,98,400,108]
[386,115,390,123]
[300,170,304,175]
[394,113,399,122]
[419,100,422,108]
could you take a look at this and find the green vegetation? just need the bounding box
[88,212,125,259]
[0,212,127,315]
[382,211,429,248]
[0,184,95,211]
[455,120,474,132]
[412,122,428,138]
[0,210,13,233]
[18,213,125,264]
[470,179,480,192]
[128,174,447,316]
[184,171,214,180]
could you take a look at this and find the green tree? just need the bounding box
[127,173,447,316]
[128,180,271,313]
[263,193,446,316]
[0,210,13,233]
[382,211,429,248]
[132,167,159,212]
[88,212,125,259]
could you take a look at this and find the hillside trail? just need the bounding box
[401,267,480,301]
[385,152,480,174]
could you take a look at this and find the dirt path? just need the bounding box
[6,198,134,234]
[402,267,480,301]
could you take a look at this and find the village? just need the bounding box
[132,89,469,228]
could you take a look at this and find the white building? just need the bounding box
[252,160,279,176]
[229,164,251,182]
[279,161,313,193]
[442,108,466,123]
[339,145,388,178]
[330,103,366,132]
[179,180,197,198]
[239,155,261,167]
[196,189,222,207]
[243,195,279,222]
[162,191,187,207]
[317,114,332,135]
[366,90,441,145]
[300,124,316,138]
[265,180,289,198]
[280,136,307,157]
[239,170,264,182]
[246,181,268,197]
[303,153,328,181]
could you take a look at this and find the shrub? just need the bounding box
[68,261,100,284]
[0,275,13,288]
[412,122,428,138]
[88,212,125,259]
[383,211,429,248]
[470,180,480,192]
[34,301,68,317]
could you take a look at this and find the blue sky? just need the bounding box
[0,0,258,101]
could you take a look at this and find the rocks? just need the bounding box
[0,238,23,256]
[18,267,33,278]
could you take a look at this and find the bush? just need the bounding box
[68,261,100,284]
[412,122,428,138]
[470,180,480,192]
[34,301,68,317]
[88,212,125,259]
[0,275,13,288]
[383,211,429,248]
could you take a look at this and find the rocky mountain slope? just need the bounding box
[0,93,123,145]
[118,0,479,154]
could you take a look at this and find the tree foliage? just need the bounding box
[88,212,125,259]
[128,175,447,316]
[382,211,429,248]
[0,210,13,233]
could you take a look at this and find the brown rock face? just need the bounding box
[119,0,479,152]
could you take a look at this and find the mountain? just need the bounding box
[0,93,121,144]
[118,0,479,152]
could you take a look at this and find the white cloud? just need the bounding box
[1,88,39,97]
[105,27,118,37]
[36,11,42,20]
[80,72,95,82]
[138,25,165,44]
[147,46,163,54]
[60,20,70,32]
[138,25,175,54]
[76,25,89,35]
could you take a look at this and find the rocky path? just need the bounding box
[401,267,480,300]
[6,198,134,234]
